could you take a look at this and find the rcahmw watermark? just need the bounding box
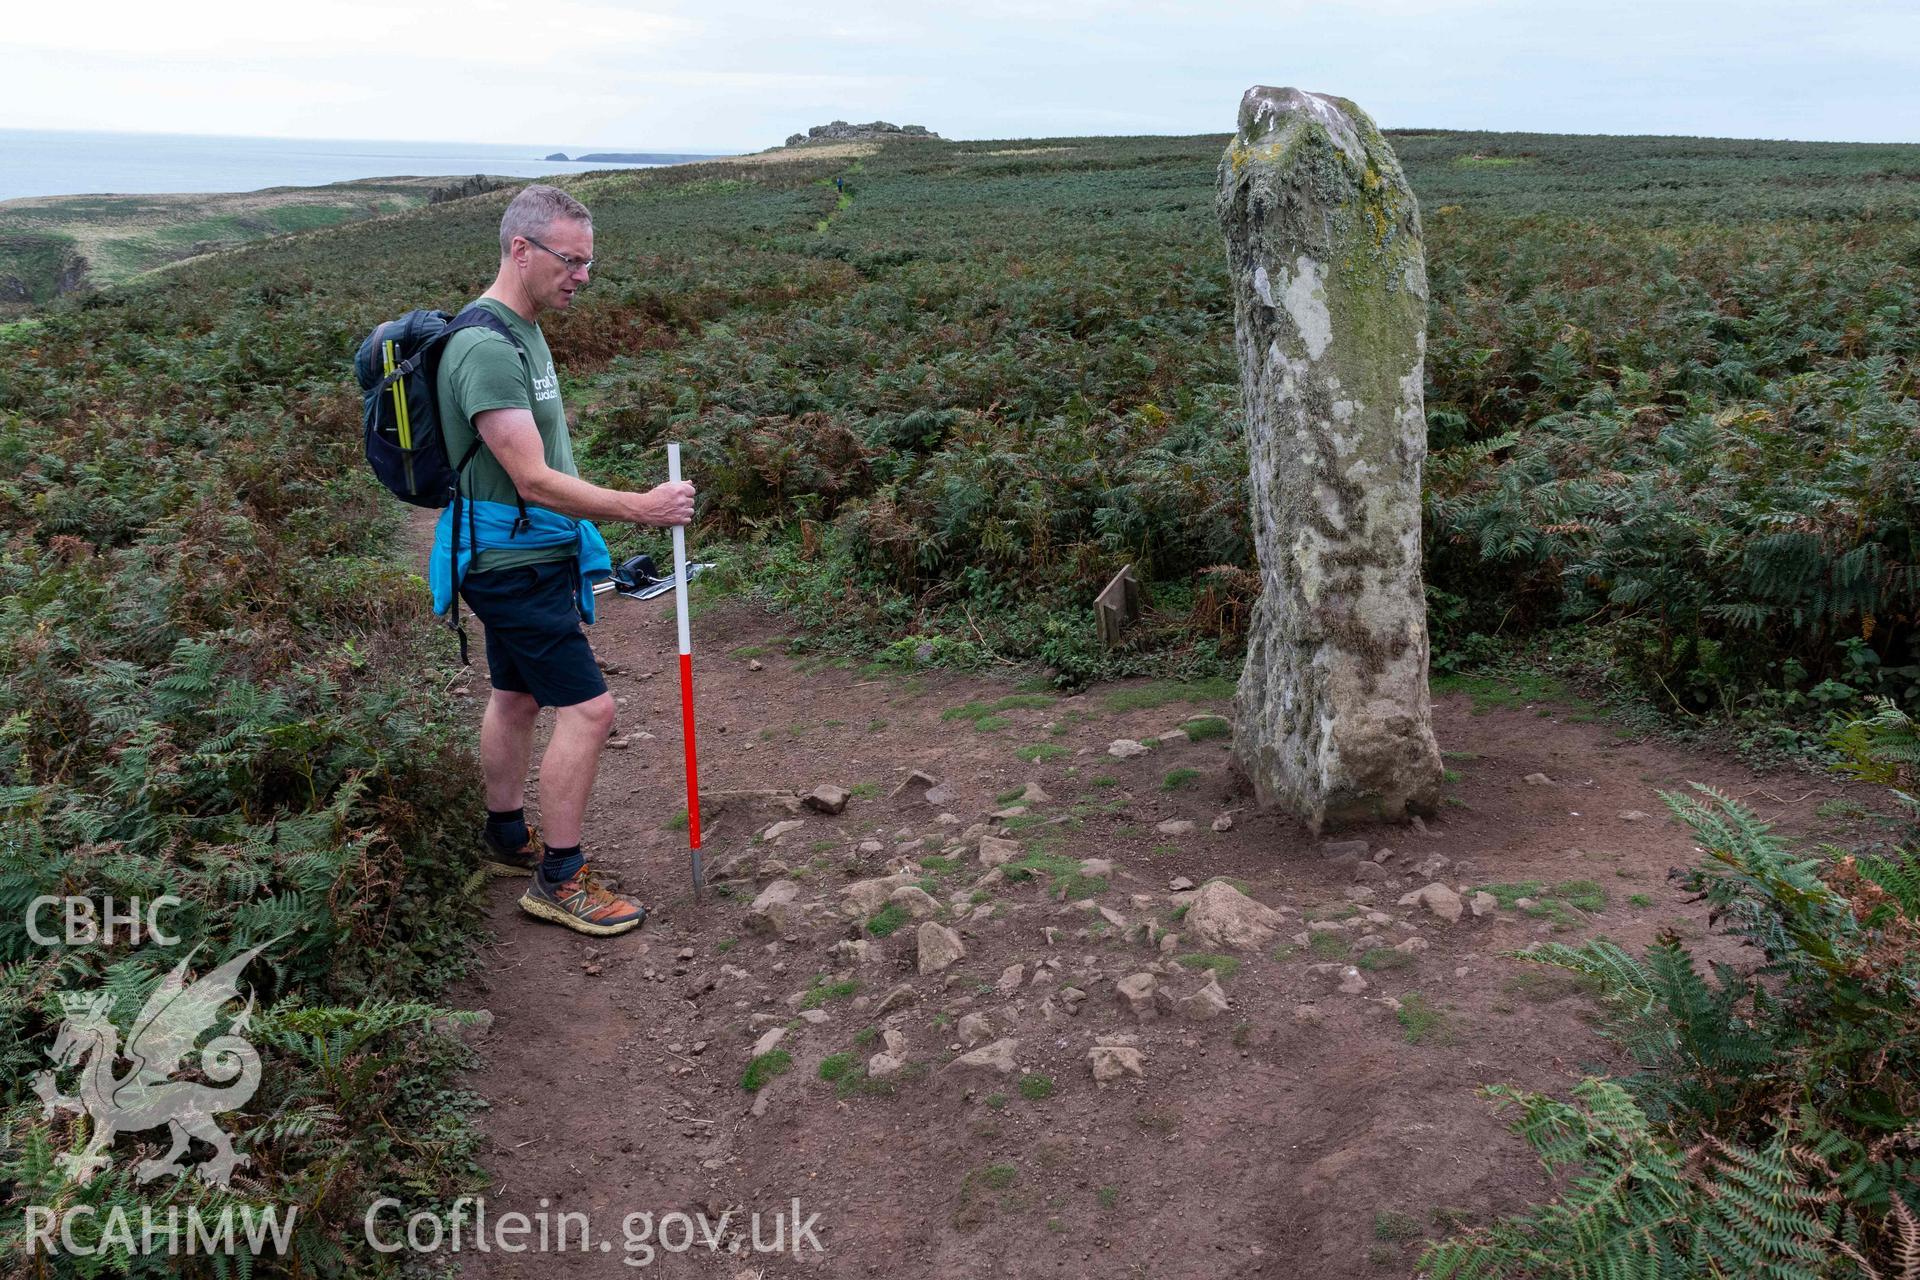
[24,1204,297,1257]
[365,1196,827,1267]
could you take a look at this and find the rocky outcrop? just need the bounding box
[783,120,939,147]
[1216,86,1445,833]
[0,235,90,304]
[427,175,512,205]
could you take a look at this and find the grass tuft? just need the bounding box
[742,1049,793,1091]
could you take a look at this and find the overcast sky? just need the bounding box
[8,0,1918,151]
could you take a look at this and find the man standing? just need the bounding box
[437,184,694,937]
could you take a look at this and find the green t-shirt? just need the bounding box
[437,297,578,574]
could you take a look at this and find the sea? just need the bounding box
[0,129,729,203]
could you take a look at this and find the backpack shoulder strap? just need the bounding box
[444,304,528,356]
[441,303,532,531]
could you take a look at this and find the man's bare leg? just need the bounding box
[480,688,541,811]
[517,691,645,935]
[537,692,616,848]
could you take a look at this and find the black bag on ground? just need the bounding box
[353,305,524,507]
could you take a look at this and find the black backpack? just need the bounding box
[353,304,530,662]
[353,304,526,507]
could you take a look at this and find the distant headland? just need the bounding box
[543,151,730,164]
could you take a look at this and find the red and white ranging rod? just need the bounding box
[667,443,704,899]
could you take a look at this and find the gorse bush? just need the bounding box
[1422,783,1920,1278]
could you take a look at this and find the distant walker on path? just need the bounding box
[435,183,696,936]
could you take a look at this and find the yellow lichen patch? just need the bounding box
[1364,201,1389,244]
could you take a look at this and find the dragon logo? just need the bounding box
[31,941,274,1187]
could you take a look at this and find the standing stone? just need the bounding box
[1217,87,1444,833]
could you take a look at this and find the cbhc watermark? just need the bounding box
[26,895,182,946]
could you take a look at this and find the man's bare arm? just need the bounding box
[474,408,693,525]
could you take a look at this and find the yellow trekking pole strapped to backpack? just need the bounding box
[382,339,416,491]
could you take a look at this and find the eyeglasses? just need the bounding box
[523,235,594,275]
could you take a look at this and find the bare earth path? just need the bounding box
[432,573,1877,1280]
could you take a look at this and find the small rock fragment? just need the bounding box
[746,879,803,935]
[944,1038,1020,1079]
[1184,880,1286,951]
[1397,881,1464,924]
[977,836,1021,867]
[1177,975,1231,1021]
[1115,972,1169,1021]
[803,785,851,815]
[1089,1045,1146,1082]
[957,1012,995,1047]
[889,769,940,801]
[1305,963,1369,995]
[888,885,943,918]
[916,922,966,974]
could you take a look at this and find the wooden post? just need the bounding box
[1095,565,1141,648]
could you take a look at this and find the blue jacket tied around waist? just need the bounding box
[430,499,611,623]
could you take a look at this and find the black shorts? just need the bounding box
[458,558,609,709]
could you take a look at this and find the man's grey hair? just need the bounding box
[499,184,591,257]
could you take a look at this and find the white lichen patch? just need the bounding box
[1279,256,1332,361]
